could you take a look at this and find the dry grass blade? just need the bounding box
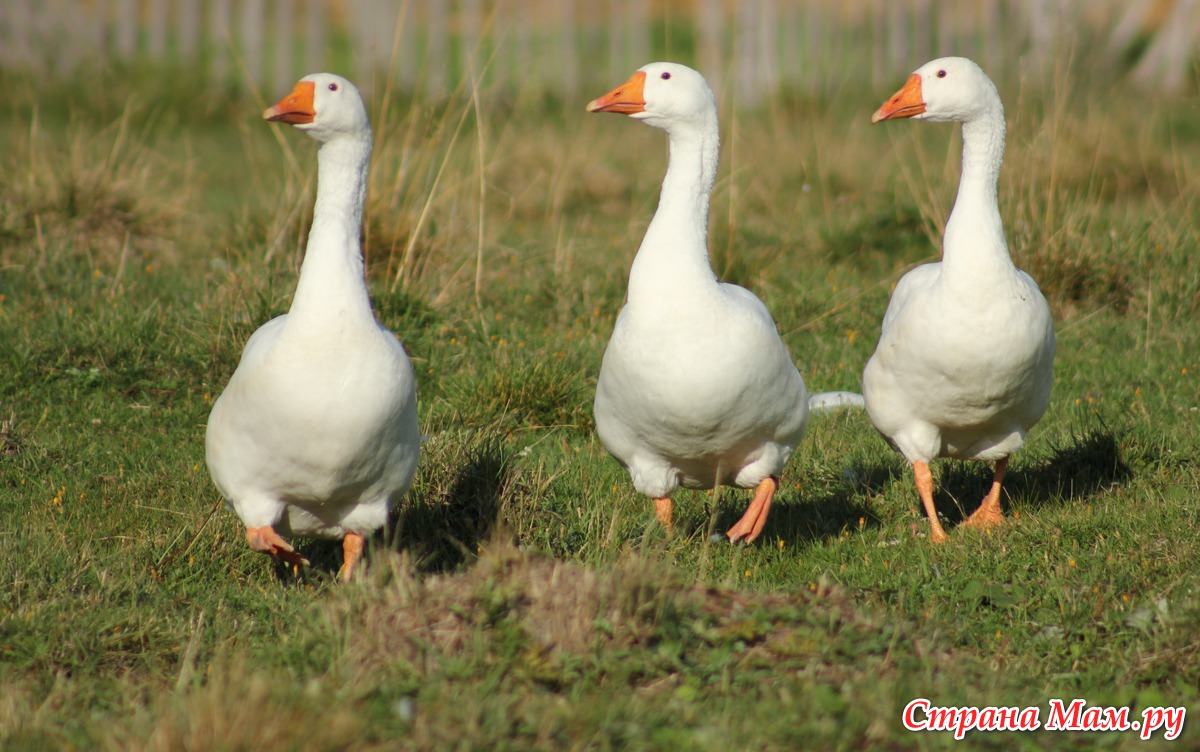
[330,541,690,671]
[0,102,190,270]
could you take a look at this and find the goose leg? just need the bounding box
[913,462,948,543]
[339,532,365,582]
[652,497,674,533]
[726,476,778,544]
[961,457,1007,530]
[245,526,310,567]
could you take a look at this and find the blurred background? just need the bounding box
[3,0,1199,107]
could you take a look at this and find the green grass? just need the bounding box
[2,58,1200,750]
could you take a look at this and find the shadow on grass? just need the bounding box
[1004,428,1132,507]
[857,427,1134,529]
[932,427,1132,523]
[734,427,1133,550]
[278,429,1129,580]
[388,437,510,574]
[267,438,512,583]
[713,485,881,548]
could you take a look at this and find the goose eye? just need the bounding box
[661,72,671,80]
[936,70,947,78]
[328,83,338,91]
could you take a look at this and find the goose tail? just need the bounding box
[807,391,865,413]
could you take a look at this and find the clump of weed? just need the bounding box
[0,106,190,269]
[1006,199,1135,316]
[364,97,482,296]
[326,539,937,694]
[996,77,1189,316]
[331,542,690,675]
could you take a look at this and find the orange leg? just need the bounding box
[913,461,948,543]
[726,476,778,544]
[339,532,365,582]
[245,525,310,567]
[961,457,1007,530]
[652,497,673,533]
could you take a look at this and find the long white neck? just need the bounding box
[626,115,720,305]
[941,108,1014,283]
[287,134,376,329]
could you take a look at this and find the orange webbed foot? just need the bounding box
[960,458,1008,532]
[245,526,310,568]
[960,503,1003,530]
[726,476,778,544]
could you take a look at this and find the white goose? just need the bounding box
[206,73,420,579]
[865,57,1055,542]
[587,63,810,544]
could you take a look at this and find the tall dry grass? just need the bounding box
[0,103,192,279]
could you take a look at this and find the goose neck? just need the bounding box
[954,114,1004,213]
[942,111,1012,280]
[627,119,720,304]
[288,135,375,328]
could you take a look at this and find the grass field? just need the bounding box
[1,55,1199,750]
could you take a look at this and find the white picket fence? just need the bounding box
[1,0,1196,102]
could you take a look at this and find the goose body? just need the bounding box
[206,73,419,578]
[588,63,809,543]
[866,57,1054,541]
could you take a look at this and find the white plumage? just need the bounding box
[206,73,419,579]
[865,57,1055,541]
[588,63,810,543]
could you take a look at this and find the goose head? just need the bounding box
[264,73,369,143]
[587,62,716,133]
[871,57,1000,125]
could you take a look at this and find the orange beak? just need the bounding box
[264,81,316,124]
[587,71,647,115]
[872,73,925,123]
